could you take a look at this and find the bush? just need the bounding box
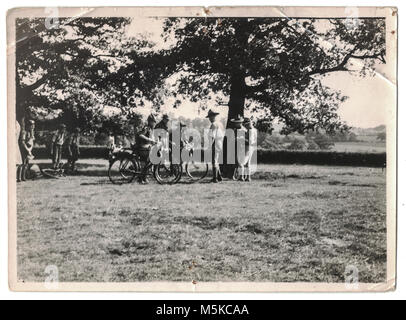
[287,138,306,150]
[257,149,385,168]
[313,134,334,150]
[307,140,319,150]
[31,147,386,168]
[33,146,110,160]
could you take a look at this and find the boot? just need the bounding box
[212,167,218,183]
[217,168,223,182]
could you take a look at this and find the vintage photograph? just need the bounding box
[7,7,397,291]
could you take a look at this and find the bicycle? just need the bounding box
[183,144,209,182]
[108,144,182,185]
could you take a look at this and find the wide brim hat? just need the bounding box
[206,109,220,118]
[230,115,244,124]
[147,114,157,122]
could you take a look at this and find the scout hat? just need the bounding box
[230,115,244,124]
[147,114,156,123]
[206,109,220,118]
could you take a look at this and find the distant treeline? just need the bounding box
[32,147,386,168]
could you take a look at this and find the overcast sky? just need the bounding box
[126,17,390,129]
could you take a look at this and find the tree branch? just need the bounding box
[307,49,355,76]
[19,74,50,92]
[308,49,385,77]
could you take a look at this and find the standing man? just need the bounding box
[155,114,170,131]
[16,120,23,166]
[154,114,171,152]
[242,118,258,182]
[51,124,67,169]
[21,120,36,165]
[207,109,225,183]
[67,127,81,173]
[136,114,157,184]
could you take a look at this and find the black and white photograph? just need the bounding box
[7,6,397,292]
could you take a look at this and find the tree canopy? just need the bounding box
[16,16,385,135]
[160,17,385,133]
[16,17,162,131]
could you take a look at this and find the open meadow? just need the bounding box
[17,161,387,283]
[332,141,386,153]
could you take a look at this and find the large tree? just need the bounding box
[159,17,385,133]
[15,17,162,132]
[17,16,386,137]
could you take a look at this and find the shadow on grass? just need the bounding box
[80,180,113,186]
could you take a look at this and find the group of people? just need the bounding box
[17,108,257,183]
[125,109,257,184]
[17,121,82,172]
[205,109,258,183]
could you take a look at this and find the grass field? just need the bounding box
[17,161,387,283]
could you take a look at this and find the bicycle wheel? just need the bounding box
[185,161,209,181]
[154,161,182,185]
[42,168,61,179]
[109,158,139,185]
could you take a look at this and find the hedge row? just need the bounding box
[32,147,386,168]
[256,149,386,167]
[33,146,110,160]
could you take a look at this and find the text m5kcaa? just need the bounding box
[201,305,249,315]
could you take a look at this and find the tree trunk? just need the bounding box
[226,73,246,126]
[221,73,247,178]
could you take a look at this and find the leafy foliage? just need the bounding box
[17,17,385,137]
[16,17,162,132]
[161,17,385,132]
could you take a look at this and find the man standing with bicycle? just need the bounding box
[136,114,157,184]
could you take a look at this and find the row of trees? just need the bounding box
[17,16,385,139]
[258,131,358,151]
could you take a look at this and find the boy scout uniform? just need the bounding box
[68,129,81,171]
[207,110,225,182]
[52,125,67,169]
[21,120,36,165]
[136,115,157,183]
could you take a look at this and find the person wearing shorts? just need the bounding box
[67,127,81,172]
[51,124,67,169]
[242,118,258,182]
[21,120,36,165]
[207,109,225,183]
[136,114,157,184]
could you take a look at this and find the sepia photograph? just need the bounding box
[7,6,397,292]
